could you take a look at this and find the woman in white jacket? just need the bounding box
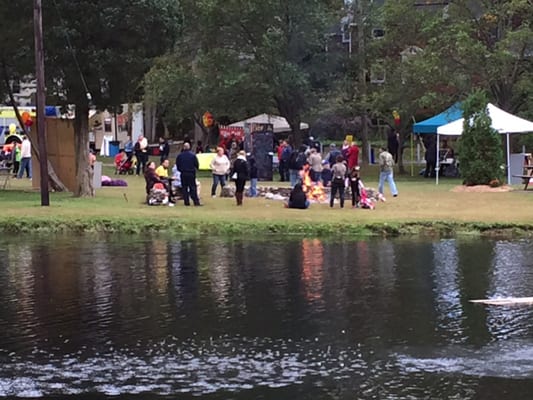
[210,146,231,197]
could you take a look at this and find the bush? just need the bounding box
[457,91,504,186]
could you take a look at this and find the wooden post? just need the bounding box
[34,0,49,206]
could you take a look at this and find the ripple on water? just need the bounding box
[0,336,370,397]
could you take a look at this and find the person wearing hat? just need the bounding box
[231,150,249,206]
[321,159,332,186]
[326,143,341,166]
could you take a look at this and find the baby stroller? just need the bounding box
[147,182,170,205]
[115,155,136,175]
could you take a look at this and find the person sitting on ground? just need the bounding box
[285,183,310,209]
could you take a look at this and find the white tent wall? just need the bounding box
[436,104,533,185]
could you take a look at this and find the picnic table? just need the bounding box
[512,165,533,190]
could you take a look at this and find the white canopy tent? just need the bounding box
[229,113,309,133]
[435,103,533,185]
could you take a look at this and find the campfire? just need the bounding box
[300,165,328,203]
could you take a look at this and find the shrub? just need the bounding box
[457,91,504,186]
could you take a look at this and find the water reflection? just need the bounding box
[0,235,532,399]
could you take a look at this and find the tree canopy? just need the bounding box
[145,0,340,146]
[42,0,182,196]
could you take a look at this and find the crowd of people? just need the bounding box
[143,139,254,207]
[139,135,398,210]
[277,139,398,209]
[0,135,32,179]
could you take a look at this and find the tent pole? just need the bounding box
[410,132,414,176]
[436,134,440,185]
[506,133,510,185]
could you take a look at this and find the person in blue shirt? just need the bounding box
[124,136,134,161]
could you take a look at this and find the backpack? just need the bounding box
[288,150,300,169]
[328,149,341,165]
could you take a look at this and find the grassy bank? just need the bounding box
[1,162,532,237]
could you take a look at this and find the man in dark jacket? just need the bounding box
[176,142,201,206]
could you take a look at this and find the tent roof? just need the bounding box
[229,113,309,133]
[413,102,463,134]
[437,103,533,135]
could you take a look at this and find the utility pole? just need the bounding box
[34,0,50,206]
[356,0,370,164]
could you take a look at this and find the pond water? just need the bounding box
[0,235,532,399]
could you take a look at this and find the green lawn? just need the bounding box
[1,158,532,235]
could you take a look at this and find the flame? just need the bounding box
[299,165,328,203]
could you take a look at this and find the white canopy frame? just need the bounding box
[436,104,533,185]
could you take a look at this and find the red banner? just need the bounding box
[219,126,244,148]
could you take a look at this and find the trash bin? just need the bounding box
[109,140,120,157]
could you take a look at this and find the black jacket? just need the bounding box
[289,186,308,209]
[233,158,249,180]
[176,150,199,174]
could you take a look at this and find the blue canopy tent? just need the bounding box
[413,102,463,183]
[413,102,463,134]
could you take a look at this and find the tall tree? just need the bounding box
[441,0,533,114]
[364,0,455,172]
[0,0,68,191]
[43,0,181,196]
[145,0,339,146]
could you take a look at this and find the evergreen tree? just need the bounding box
[457,91,504,186]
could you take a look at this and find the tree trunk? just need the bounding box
[398,133,406,175]
[73,101,94,197]
[193,113,210,145]
[360,111,369,165]
[2,59,68,191]
[275,97,303,147]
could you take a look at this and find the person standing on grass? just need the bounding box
[279,141,292,182]
[349,166,361,208]
[17,135,31,179]
[308,148,323,183]
[210,146,230,197]
[378,146,398,198]
[248,155,258,197]
[12,143,21,176]
[330,155,347,208]
[176,142,202,206]
[135,135,148,175]
[124,135,134,161]
[347,140,360,170]
[158,137,170,165]
[232,150,249,206]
